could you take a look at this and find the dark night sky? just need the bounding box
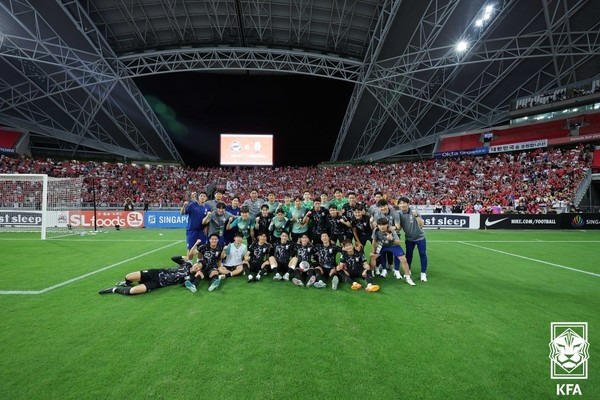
[135,72,353,167]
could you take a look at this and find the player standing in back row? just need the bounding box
[181,191,209,250]
[398,196,428,282]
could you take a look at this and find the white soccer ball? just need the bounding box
[299,261,310,272]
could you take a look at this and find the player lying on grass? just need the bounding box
[184,234,226,292]
[336,239,380,292]
[287,233,316,287]
[98,248,200,296]
[370,217,416,286]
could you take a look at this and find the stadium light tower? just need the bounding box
[455,40,469,53]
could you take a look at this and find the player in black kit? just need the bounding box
[351,206,373,251]
[244,232,273,282]
[98,251,197,296]
[185,234,225,292]
[306,199,329,243]
[312,231,342,290]
[337,240,380,292]
[268,231,296,282]
[288,233,316,287]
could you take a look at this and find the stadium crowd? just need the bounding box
[0,144,592,213]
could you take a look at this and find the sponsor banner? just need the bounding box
[433,147,489,159]
[0,210,42,227]
[548,132,600,145]
[481,213,600,229]
[488,139,548,153]
[563,213,600,229]
[144,211,188,228]
[0,147,16,154]
[421,213,480,229]
[481,214,560,229]
[68,210,144,228]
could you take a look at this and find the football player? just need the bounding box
[337,240,380,292]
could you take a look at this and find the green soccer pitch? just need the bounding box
[0,229,598,399]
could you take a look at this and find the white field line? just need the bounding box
[458,241,600,278]
[347,240,600,244]
[2,238,600,243]
[0,241,183,295]
[0,238,178,242]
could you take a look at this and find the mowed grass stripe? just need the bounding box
[0,238,187,291]
[0,229,599,400]
[459,241,600,277]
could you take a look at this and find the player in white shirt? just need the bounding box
[219,232,247,278]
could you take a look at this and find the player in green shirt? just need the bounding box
[281,194,293,215]
[269,208,291,242]
[287,196,308,242]
[264,192,280,216]
[329,187,348,211]
[301,190,314,210]
[320,193,330,210]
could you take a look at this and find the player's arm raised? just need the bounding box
[187,239,201,260]
[202,211,212,225]
[180,200,189,215]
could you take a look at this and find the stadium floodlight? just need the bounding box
[475,19,484,27]
[485,4,495,14]
[455,40,469,53]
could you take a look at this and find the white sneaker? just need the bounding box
[405,276,416,286]
[292,278,304,287]
[185,280,197,293]
[283,272,290,281]
[331,276,339,291]
[247,274,254,282]
[393,270,402,280]
[273,273,282,281]
[375,266,382,276]
[306,275,316,287]
[314,280,326,289]
[380,268,388,278]
[420,273,427,282]
[256,273,261,281]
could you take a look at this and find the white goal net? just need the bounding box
[0,174,83,239]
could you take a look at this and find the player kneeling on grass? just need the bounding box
[288,233,316,287]
[244,232,273,282]
[219,231,247,278]
[313,232,342,290]
[370,218,415,286]
[337,240,380,292]
[98,253,198,296]
[269,231,296,281]
[185,234,226,292]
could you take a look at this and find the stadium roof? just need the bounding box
[0,0,598,163]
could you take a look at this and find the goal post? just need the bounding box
[0,173,83,239]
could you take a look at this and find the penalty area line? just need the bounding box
[0,240,184,295]
[458,241,600,278]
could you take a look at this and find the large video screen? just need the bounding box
[220,134,273,166]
